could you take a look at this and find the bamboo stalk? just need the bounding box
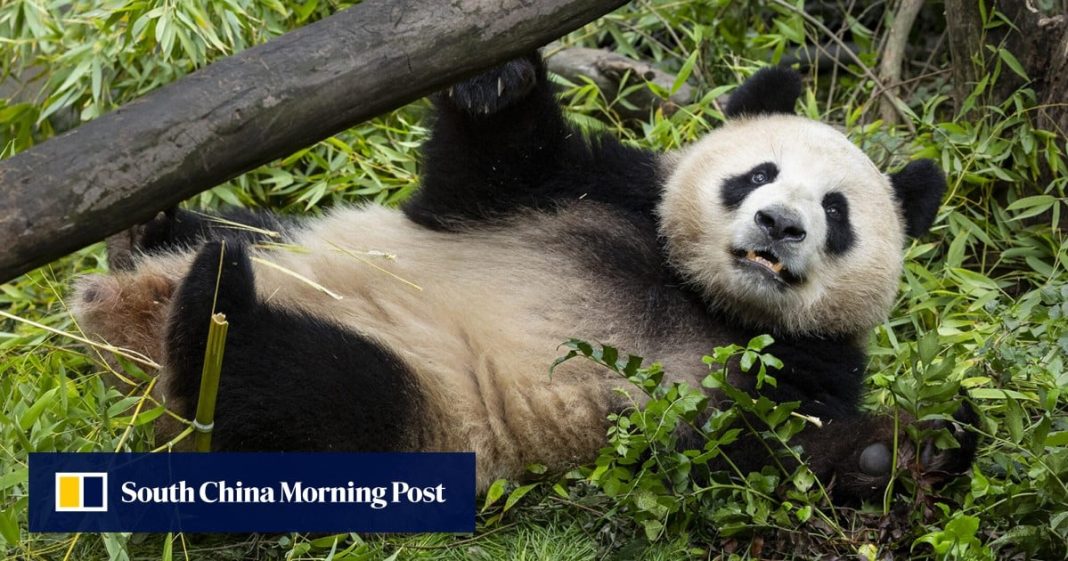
[193,313,229,452]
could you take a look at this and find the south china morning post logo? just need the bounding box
[29,452,475,533]
[54,473,108,512]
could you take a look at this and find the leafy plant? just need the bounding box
[1,0,1067,559]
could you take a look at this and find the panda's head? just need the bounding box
[658,68,946,337]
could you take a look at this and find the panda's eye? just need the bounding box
[822,192,849,223]
[822,191,854,255]
[721,162,778,210]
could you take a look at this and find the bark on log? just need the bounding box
[0,0,627,284]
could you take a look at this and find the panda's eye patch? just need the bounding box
[822,191,855,255]
[823,193,845,219]
[721,162,778,210]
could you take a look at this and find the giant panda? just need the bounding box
[72,52,976,504]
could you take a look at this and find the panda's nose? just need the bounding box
[755,206,806,243]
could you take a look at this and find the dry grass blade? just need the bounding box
[328,242,423,291]
[193,211,282,239]
[249,256,344,300]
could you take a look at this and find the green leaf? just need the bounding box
[997,48,1029,80]
[917,331,940,365]
[502,483,537,512]
[747,334,774,351]
[1046,431,1068,447]
[642,519,665,541]
[1006,195,1056,221]
[481,479,507,512]
[0,506,18,546]
[672,50,699,95]
[19,387,58,431]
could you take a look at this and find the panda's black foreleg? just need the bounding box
[162,241,427,452]
[784,405,978,504]
[405,53,568,226]
[405,52,662,227]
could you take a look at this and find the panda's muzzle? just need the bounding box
[731,247,803,285]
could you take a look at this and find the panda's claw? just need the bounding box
[438,55,540,116]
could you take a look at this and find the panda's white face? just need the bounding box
[657,114,907,336]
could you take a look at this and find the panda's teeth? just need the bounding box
[745,250,784,274]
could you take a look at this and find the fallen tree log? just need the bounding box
[0,0,626,284]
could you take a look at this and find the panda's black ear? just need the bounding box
[890,159,946,238]
[724,67,803,118]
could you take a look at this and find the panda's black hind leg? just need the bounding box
[166,239,258,380]
[162,240,257,418]
[162,240,428,452]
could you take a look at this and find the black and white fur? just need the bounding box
[73,54,974,504]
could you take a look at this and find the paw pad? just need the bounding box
[859,442,892,476]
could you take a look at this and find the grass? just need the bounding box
[2,1,1067,559]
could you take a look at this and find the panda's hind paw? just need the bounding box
[171,240,257,323]
[440,56,539,116]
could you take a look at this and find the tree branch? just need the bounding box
[879,0,925,125]
[0,0,626,284]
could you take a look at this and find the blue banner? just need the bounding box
[30,452,475,533]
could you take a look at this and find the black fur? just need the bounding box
[720,162,779,211]
[404,53,661,229]
[821,192,856,255]
[890,159,946,238]
[165,241,425,451]
[724,67,803,118]
[139,207,296,254]
[444,57,539,116]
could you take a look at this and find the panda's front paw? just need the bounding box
[837,404,978,503]
[439,56,540,116]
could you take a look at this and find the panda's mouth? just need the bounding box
[731,248,802,285]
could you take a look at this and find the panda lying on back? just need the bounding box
[74,53,976,504]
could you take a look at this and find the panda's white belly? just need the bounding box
[247,205,645,481]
